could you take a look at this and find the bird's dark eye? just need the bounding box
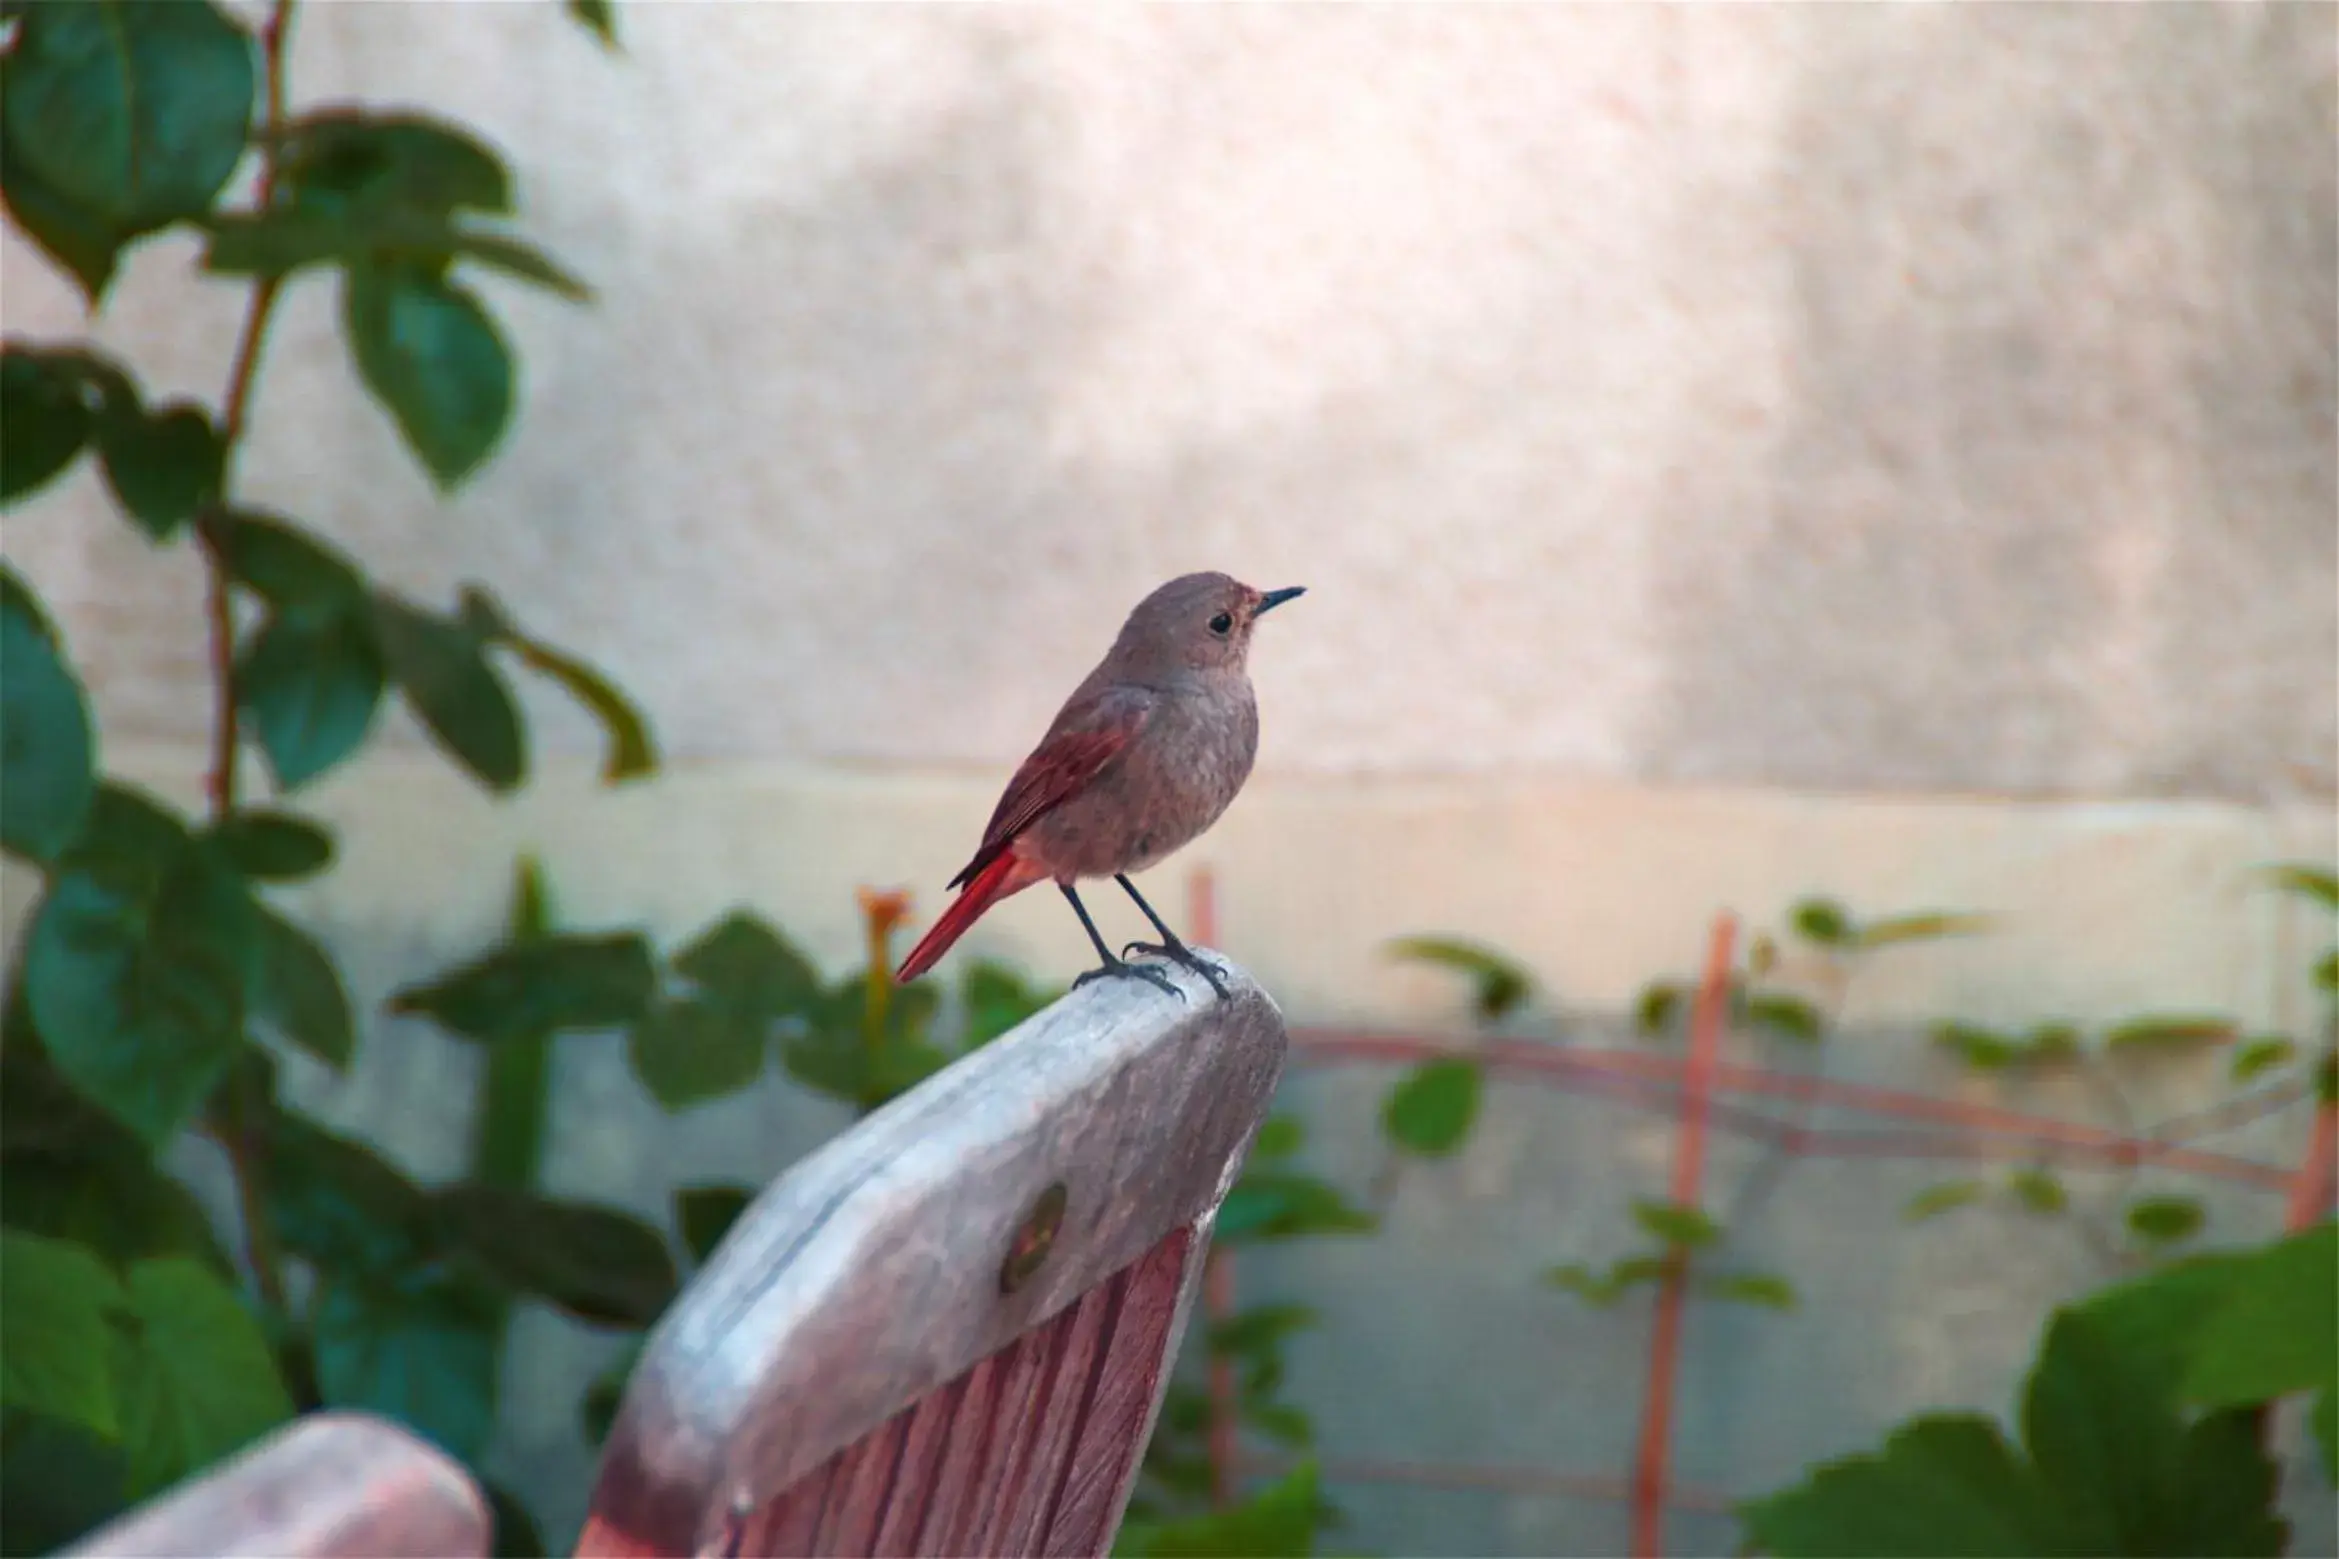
[1207,611,1234,636]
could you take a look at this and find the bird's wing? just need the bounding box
[947,688,1154,889]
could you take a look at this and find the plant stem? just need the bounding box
[207,0,300,1320]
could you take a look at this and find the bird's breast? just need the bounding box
[1024,678,1258,880]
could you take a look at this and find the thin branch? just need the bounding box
[209,0,300,1320]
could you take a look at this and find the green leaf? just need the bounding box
[372,595,525,791]
[567,0,620,49]
[1855,912,1992,949]
[218,509,370,618]
[2262,863,2339,911]
[0,1230,126,1437]
[1243,1401,1314,1449]
[670,911,820,1020]
[0,567,97,862]
[960,958,1055,1049]
[276,109,511,220]
[483,1479,548,1559]
[431,1185,678,1329]
[579,1339,640,1448]
[1117,1461,1320,1558]
[1632,1198,1722,1250]
[1208,1303,1318,1361]
[2,346,97,503]
[2182,1221,2337,1410]
[95,398,222,542]
[312,1268,498,1460]
[391,932,656,1042]
[25,790,259,1145]
[1791,898,1854,946]
[2021,1022,2083,1066]
[0,129,127,301]
[207,810,333,881]
[673,1183,752,1267]
[2315,950,2337,997]
[1635,981,1682,1037]
[2007,1168,2066,1215]
[1739,1414,2060,1558]
[1704,1272,1797,1310]
[0,1409,131,1555]
[1746,992,1824,1045]
[1384,935,1531,1022]
[1545,1254,1670,1307]
[2023,1305,2284,1556]
[0,0,255,240]
[1903,1180,1987,1223]
[116,1258,295,1499]
[1933,1022,2019,1071]
[1216,1172,1377,1242]
[343,263,514,490]
[249,908,354,1071]
[2123,1195,2204,1248]
[236,609,386,791]
[205,208,590,302]
[458,587,653,782]
[1251,1114,1304,1163]
[628,996,766,1111]
[2103,1015,2232,1055]
[263,1114,433,1274]
[2312,1388,2336,1486]
[1381,1057,1481,1157]
[2223,1039,2296,1088]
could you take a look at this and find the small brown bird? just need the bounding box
[895,572,1304,999]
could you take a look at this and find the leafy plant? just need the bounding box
[0,1,646,1549]
[1742,1220,2335,1556]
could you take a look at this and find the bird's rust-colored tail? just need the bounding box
[895,851,1040,983]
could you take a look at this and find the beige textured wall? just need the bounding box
[5,3,2333,798]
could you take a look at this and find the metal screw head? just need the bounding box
[1000,1181,1070,1295]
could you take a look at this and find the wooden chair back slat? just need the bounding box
[61,1411,490,1559]
[578,961,1284,1558]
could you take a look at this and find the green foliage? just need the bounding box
[0,563,96,861]
[1385,935,1532,1022]
[1903,1180,1988,1223]
[1,0,257,300]
[1746,1224,2333,1555]
[1633,1198,1722,1250]
[2102,1016,2233,1056]
[0,2,655,1543]
[2262,863,2338,912]
[2228,1036,2296,1084]
[1118,1461,1322,1557]
[2123,1196,2204,1249]
[0,1230,126,1438]
[674,1183,752,1267]
[2007,1168,2068,1216]
[1381,1057,1482,1157]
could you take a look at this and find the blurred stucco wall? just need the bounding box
[4,6,2336,1554]
[4,2,2334,798]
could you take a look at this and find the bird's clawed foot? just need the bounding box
[1120,938,1231,1000]
[1073,953,1184,1001]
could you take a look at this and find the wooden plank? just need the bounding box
[63,1412,490,1559]
[581,959,1285,1556]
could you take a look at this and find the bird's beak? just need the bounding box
[1256,586,1306,615]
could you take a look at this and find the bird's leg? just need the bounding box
[1062,883,1181,1000]
[1114,874,1231,999]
